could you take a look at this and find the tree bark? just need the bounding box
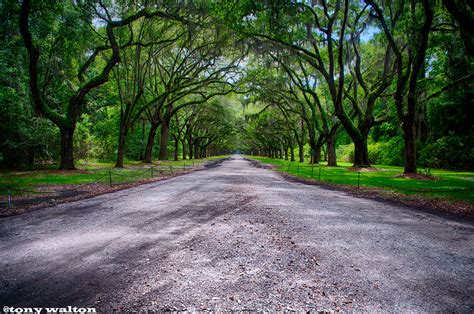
[59,126,76,170]
[299,144,304,162]
[182,140,186,160]
[173,135,179,161]
[194,139,199,159]
[327,135,337,167]
[115,124,127,168]
[299,120,305,162]
[158,120,169,160]
[403,117,417,173]
[313,145,321,164]
[139,120,146,160]
[353,138,370,167]
[144,123,159,163]
[307,131,319,164]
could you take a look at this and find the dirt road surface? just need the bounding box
[1,156,473,312]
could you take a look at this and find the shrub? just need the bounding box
[419,134,474,170]
[336,143,354,162]
[368,142,383,164]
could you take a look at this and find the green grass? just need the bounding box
[248,156,474,203]
[0,156,229,196]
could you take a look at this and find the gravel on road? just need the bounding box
[1,156,473,312]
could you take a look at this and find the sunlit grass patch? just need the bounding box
[248,156,474,203]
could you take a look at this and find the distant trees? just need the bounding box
[223,0,473,172]
[111,18,183,167]
[141,27,243,162]
[222,1,396,168]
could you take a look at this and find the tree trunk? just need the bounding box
[313,145,321,164]
[158,120,169,160]
[403,117,417,173]
[173,135,179,161]
[284,147,288,160]
[139,120,145,160]
[335,102,373,168]
[299,143,304,162]
[194,140,199,159]
[144,123,159,163]
[308,136,318,164]
[59,126,76,170]
[182,140,186,160]
[327,136,337,167]
[115,124,127,168]
[310,134,324,164]
[353,138,370,167]
[299,120,305,162]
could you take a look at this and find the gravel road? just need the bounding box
[1,156,473,312]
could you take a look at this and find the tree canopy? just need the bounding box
[0,0,472,172]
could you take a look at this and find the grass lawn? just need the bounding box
[0,156,228,196]
[248,156,474,203]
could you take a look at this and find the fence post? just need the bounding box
[192,161,195,169]
[312,163,314,173]
[183,162,186,171]
[151,166,154,178]
[318,166,321,180]
[169,165,172,173]
[109,171,112,187]
[358,172,360,189]
[7,189,11,208]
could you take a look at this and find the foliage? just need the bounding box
[0,0,472,176]
[419,135,474,170]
